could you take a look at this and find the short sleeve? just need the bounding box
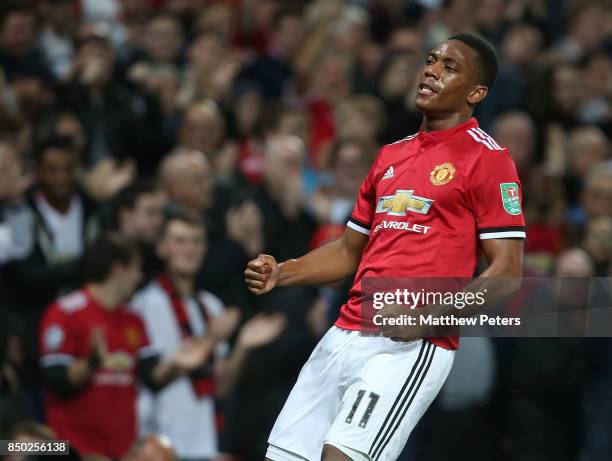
[347,150,381,235]
[468,151,526,240]
[39,306,81,368]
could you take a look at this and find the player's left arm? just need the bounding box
[478,236,524,288]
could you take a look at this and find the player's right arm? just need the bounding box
[244,227,368,294]
[245,146,382,295]
[39,305,105,398]
[244,148,384,295]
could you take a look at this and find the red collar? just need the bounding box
[83,286,123,315]
[417,117,478,146]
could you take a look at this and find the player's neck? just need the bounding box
[87,283,123,310]
[421,112,472,132]
[168,270,195,297]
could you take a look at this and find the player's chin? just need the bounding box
[414,95,439,112]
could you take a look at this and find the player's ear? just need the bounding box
[467,84,488,105]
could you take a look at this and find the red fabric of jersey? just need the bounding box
[336,118,526,350]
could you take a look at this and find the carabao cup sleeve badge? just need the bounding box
[500,182,522,215]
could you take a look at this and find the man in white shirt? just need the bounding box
[8,136,100,358]
[132,213,286,461]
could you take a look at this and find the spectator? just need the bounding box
[11,137,100,317]
[141,14,184,66]
[36,110,87,161]
[254,134,317,260]
[159,147,261,309]
[112,179,168,284]
[232,85,266,187]
[578,163,612,226]
[582,216,612,276]
[302,49,352,163]
[550,1,607,65]
[545,63,584,130]
[179,33,240,107]
[269,104,311,148]
[310,138,375,225]
[580,52,612,129]
[493,110,536,176]
[60,26,164,173]
[192,3,236,42]
[159,149,214,221]
[0,3,53,84]
[175,101,234,178]
[38,234,218,459]
[38,0,78,80]
[500,248,590,461]
[0,316,33,438]
[334,95,385,147]
[0,14,57,129]
[132,213,285,461]
[238,7,304,100]
[376,52,422,144]
[0,140,35,426]
[477,23,544,129]
[0,111,31,154]
[566,127,611,199]
[0,141,32,264]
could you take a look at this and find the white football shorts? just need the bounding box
[266,326,455,461]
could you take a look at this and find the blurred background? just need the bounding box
[0,0,610,460]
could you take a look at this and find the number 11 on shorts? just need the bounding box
[345,390,380,428]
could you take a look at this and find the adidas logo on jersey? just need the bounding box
[382,166,394,180]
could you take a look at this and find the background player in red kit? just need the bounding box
[38,234,218,459]
[245,34,524,461]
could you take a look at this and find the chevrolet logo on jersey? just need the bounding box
[375,190,434,216]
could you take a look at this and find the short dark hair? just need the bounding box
[33,135,76,163]
[82,234,140,283]
[0,112,25,142]
[448,33,498,89]
[0,2,33,32]
[112,179,160,229]
[161,210,204,237]
[271,6,303,31]
[325,138,376,170]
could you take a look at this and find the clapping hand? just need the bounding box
[209,307,242,341]
[170,337,215,372]
[237,312,287,349]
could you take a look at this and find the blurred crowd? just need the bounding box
[0,0,611,460]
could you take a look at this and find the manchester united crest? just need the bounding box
[125,327,141,348]
[430,162,456,186]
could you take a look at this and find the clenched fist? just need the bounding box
[244,254,281,295]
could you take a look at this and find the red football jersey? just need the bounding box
[336,118,526,349]
[39,288,156,459]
